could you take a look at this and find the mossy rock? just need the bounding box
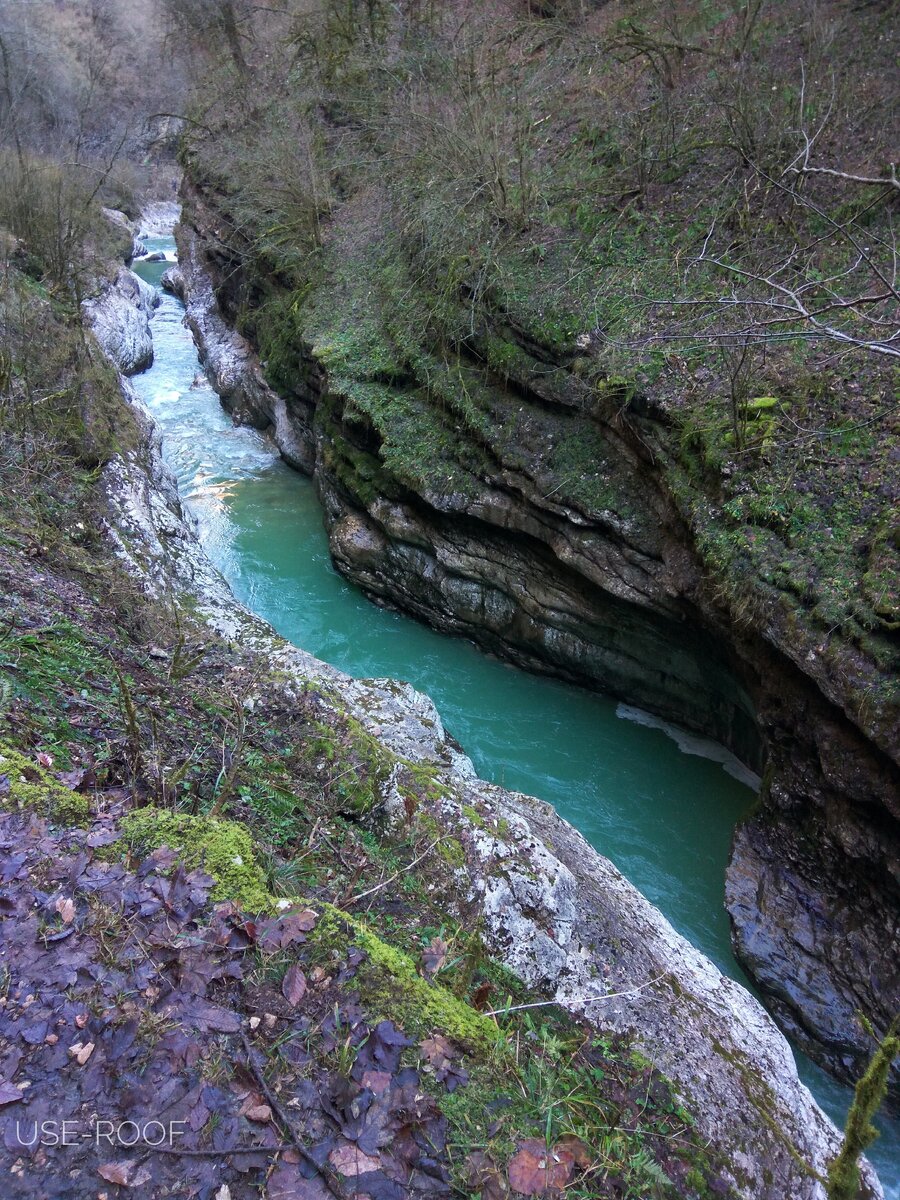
[119,808,273,912]
[0,743,90,824]
[311,714,394,815]
[741,396,781,417]
[310,905,503,1056]
[863,520,900,627]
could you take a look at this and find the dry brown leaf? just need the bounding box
[420,1033,454,1069]
[98,1161,151,1188]
[556,1134,591,1169]
[507,1138,574,1196]
[98,1163,131,1186]
[422,935,449,977]
[464,1150,510,1200]
[281,963,307,1007]
[54,896,75,924]
[328,1144,381,1177]
[360,1069,391,1095]
[245,1104,272,1123]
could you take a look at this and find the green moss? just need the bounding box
[310,904,503,1055]
[401,761,452,804]
[0,743,91,824]
[437,837,465,869]
[119,808,273,912]
[461,803,486,830]
[743,396,780,414]
[415,812,466,869]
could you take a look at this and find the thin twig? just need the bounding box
[240,1031,350,1200]
[147,1143,291,1157]
[485,974,665,1018]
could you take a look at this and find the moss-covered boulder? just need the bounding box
[0,744,90,824]
[119,808,272,912]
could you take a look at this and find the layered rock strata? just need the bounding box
[174,199,900,1105]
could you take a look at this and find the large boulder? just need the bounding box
[82,268,159,375]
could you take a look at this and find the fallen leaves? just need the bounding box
[464,1150,510,1200]
[258,908,318,952]
[507,1138,576,1196]
[421,934,449,977]
[68,1040,95,1065]
[328,1142,381,1177]
[281,963,307,1007]
[97,1161,152,1188]
[0,1081,23,1106]
[0,778,665,1200]
[419,1033,468,1092]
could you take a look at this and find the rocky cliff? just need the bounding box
[174,179,900,1108]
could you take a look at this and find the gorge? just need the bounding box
[132,218,900,1194]
[0,1,896,1196]
[169,182,900,1109]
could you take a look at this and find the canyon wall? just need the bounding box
[174,186,900,1103]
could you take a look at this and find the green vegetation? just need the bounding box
[827,1020,900,1200]
[309,711,394,815]
[310,905,502,1053]
[0,456,729,1196]
[0,537,729,1196]
[120,807,273,911]
[0,2,895,1193]
[0,742,90,823]
[0,262,142,536]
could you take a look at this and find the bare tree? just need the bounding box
[606,75,899,363]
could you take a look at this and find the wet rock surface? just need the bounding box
[177,229,316,474]
[82,267,159,375]
[728,812,900,1103]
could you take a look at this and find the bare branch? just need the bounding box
[791,163,899,193]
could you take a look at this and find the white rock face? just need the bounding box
[82,268,159,375]
[138,201,182,239]
[174,230,314,474]
[93,209,883,1200]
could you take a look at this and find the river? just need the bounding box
[132,239,899,1194]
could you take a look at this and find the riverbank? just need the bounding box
[167,0,900,1108]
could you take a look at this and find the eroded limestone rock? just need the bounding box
[82,267,158,375]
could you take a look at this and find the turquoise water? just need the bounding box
[132,242,899,1193]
